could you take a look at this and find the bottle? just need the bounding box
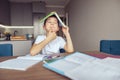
[26,34,29,40]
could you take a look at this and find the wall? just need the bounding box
[46,7,65,17]
[66,0,120,52]
[0,0,10,25]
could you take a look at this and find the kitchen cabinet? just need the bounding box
[32,1,46,13]
[10,3,32,26]
[0,0,10,25]
[0,40,32,56]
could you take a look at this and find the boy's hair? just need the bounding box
[43,15,64,37]
[44,15,59,26]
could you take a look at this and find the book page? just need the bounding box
[99,57,120,70]
[43,52,99,74]
[65,60,120,80]
[48,59,80,72]
[54,12,66,27]
[64,52,99,64]
[0,58,40,71]
[17,54,46,61]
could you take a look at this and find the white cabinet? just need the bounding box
[0,40,32,56]
[10,3,32,26]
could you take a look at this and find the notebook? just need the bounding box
[0,54,46,71]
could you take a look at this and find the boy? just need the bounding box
[30,15,74,56]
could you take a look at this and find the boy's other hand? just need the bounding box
[62,26,69,36]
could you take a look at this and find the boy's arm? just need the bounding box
[62,27,74,53]
[30,38,51,56]
[30,31,57,56]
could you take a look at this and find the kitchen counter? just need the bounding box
[0,40,33,41]
[0,40,33,56]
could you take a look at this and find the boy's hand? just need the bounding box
[62,26,69,36]
[46,30,57,42]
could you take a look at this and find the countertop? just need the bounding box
[0,40,34,42]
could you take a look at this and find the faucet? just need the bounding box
[13,30,18,36]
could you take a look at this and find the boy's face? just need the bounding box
[44,17,59,32]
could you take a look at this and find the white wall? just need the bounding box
[66,0,120,52]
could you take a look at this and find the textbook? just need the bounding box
[43,52,120,80]
[36,12,67,35]
[40,12,66,27]
[43,52,98,75]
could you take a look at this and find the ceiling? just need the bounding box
[9,0,70,8]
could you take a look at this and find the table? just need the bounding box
[84,51,120,58]
[0,51,120,80]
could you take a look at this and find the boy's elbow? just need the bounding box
[66,49,74,53]
[69,50,74,53]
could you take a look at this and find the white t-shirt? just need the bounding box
[34,35,66,55]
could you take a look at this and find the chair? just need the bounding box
[0,44,13,56]
[100,40,120,55]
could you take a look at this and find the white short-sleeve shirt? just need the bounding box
[34,35,66,55]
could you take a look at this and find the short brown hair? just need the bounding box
[44,15,59,26]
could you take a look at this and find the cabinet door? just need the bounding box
[11,3,24,26]
[10,3,32,26]
[0,0,10,25]
[12,41,32,56]
[23,3,32,26]
[0,41,32,56]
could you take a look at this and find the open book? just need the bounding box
[0,54,46,71]
[40,12,66,27]
[35,12,66,36]
[43,52,98,75]
[43,52,120,80]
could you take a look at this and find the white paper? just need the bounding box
[48,59,80,72]
[0,54,51,71]
[0,58,40,71]
[99,57,120,70]
[47,52,99,72]
[64,52,98,64]
[17,54,46,61]
[65,60,120,80]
